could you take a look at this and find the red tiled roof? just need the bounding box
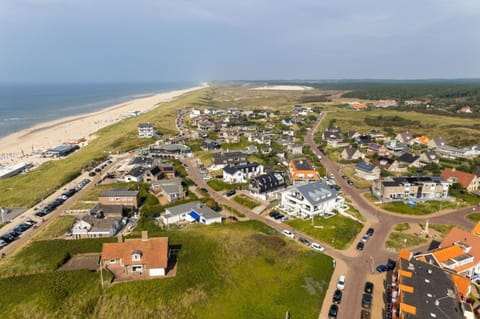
[101,237,168,269]
[441,168,476,189]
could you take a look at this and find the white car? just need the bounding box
[310,242,325,252]
[337,275,346,290]
[282,229,295,239]
[361,234,369,243]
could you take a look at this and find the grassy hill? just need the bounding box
[0,221,333,319]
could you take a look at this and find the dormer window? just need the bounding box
[132,250,142,261]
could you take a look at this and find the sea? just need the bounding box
[0,82,197,138]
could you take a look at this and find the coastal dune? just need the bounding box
[0,85,206,166]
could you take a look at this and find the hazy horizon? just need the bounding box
[1,0,479,83]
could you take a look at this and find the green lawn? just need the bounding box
[207,179,246,191]
[381,200,460,215]
[467,213,480,223]
[34,215,76,241]
[385,232,427,250]
[0,221,334,319]
[232,195,260,209]
[286,215,363,249]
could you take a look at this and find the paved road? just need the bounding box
[305,113,477,319]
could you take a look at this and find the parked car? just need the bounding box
[88,171,96,177]
[332,289,342,304]
[364,281,374,294]
[361,293,372,309]
[311,242,325,252]
[361,234,369,243]
[360,309,371,319]
[376,264,388,273]
[366,227,374,236]
[356,242,364,250]
[336,275,346,290]
[226,189,236,196]
[0,239,7,248]
[328,304,338,319]
[282,230,295,239]
[269,211,280,218]
[298,237,310,245]
[200,188,208,193]
[273,213,285,220]
[387,258,397,270]
[227,216,238,222]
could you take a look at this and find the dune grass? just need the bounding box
[286,215,363,249]
[34,215,77,241]
[0,221,334,319]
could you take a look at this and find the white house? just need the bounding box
[280,181,341,218]
[138,123,156,138]
[162,201,222,226]
[223,163,264,184]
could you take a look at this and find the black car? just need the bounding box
[226,189,236,196]
[0,234,14,243]
[361,293,372,309]
[364,281,374,294]
[88,171,96,177]
[298,237,310,245]
[366,227,374,236]
[356,242,364,250]
[328,304,338,318]
[387,259,396,270]
[35,211,46,217]
[332,289,342,304]
[269,211,280,218]
[200,188,208,193]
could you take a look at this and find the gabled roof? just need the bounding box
[373,156,395,169]
[441,168,476,189]
[342,146,358,159]
[101,236,168,269]
[287,181,337,206]
[165,201,220,220]
[250,172,286,193]
[398,153,420,164]
[223,162,260,175]
[290,159,314,171]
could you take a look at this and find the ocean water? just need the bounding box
[0,82,197,138]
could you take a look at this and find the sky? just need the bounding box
[0,0,480,82]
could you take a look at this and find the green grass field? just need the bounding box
[286,215,363,249]
[380,200,461,215]
[0,221,333,319]
[232,194,260,209]
[385,232,427,250]
[34,215,76,240]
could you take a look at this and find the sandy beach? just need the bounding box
[0,84,206,167]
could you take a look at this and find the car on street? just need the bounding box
[362,293,372,309]
[0,239,7,248]
[282,230,295,239]
[227,216,238,222]
[226,189,236,196]
[361,234,369,243]
[328,304,338,319]
[332,289,342,304]
[310,242,325,252]
[356,242,364,250]
[298,237,310,245]
[200,188,208,193]
[336,275,346,290]
[387,258,397,270]
[376,264,388,273]
[364,281,374,294]
[366,227,374,236]
[361,309,371,319]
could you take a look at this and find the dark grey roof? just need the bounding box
[152,178,182,194]
[129,157,154,166]
[250,172,286,193]
[398,153,420,164]
[343,146,358,159]
[212,151,248,165]
[91,203,124,216]
[373,156,395,169]
[291,159,313,171]
[399,258,464,319]
[381,176,445,187]
[289,181,337,206]
[126,166,146,178]
[100,187,139,198]
[138,123,154,128]
[223,163,259,175]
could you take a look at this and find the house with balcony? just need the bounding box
[372,176,450,202]
[249,172,287,200]
[280,181,340,218]
[99,187,140,209]
[138,123,156,138]
[441,168,479,192]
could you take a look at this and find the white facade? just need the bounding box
[280,182,341,218]
[223,163,264,184]
[138,124,155,138]
[149,268,166,277]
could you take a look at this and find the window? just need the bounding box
[110,259,116,264]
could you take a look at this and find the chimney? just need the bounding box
[118,234,124,243]
[142,230,148,242]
